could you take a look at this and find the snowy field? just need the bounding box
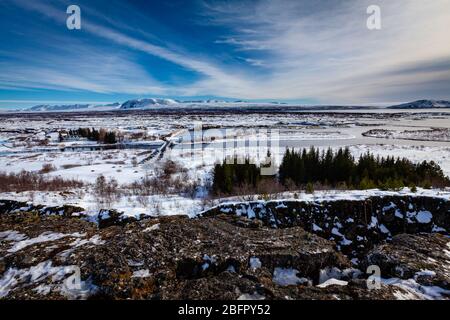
[1,110,449,218]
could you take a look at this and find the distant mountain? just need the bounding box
[28,104,90,112]
[15,98,388,113]
[180,99,229,104]
[120,98,179,109]
[25,103,120,112]
[388,100,450,109]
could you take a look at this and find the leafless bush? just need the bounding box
[200,197,216,211]
[75,188,85,199]
[136,195,150,208]
[128,175,164,196]
[131,157,138,167]
[152,202,162,216]
[102,154,114,160]
[28,191,35,203]
[283,178,297,192]
[126,172,198,198]
[39,163,57,174]
[111,159,201,201]
[37,139,49,146]
[210,178,285,200]
[105,161,126,165]
[129,131,147,140]
[94,175,121,206]
[162,160,186,177]
[232,183,256,200]
[0,170,83,192]
[61,164,83,170]
[182,180,200,199]
[256,179,285,197]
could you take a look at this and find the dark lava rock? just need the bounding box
[1,198,449,300]
[0,212,352,299]
[161,272,416,300]
[365,233,450,289]
[0,200,139,229]
[203,196,450,260]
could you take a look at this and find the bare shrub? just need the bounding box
[136,195,150,208]
[131,157,138,167]
[283,178,297,192]
[105,161,126,165]
[129,175,163,196]
[209,176,285,200]
[40,163,56,174]
[162,160,186,177]
[171,176,184,192]
[37,139,49,146]
[61,164,83,170]
[127,172,198,198]
[75,188,85,199]
[28,191,35,203]
[129,132,147,140]
[153,202,162,216]
[233,183,256,201]
[178,175,199,199]
[200,197,216,211]
[0,170,83,192]
[94,175,121,206]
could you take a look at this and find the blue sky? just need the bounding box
[0,0,449,109]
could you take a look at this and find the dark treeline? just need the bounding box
[212,157,261,195]
[279,147,449,190]
[60,128,117,144]
[211,147,450,195]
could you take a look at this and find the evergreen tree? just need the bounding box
[278,146,449,190]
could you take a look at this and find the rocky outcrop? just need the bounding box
[365,233,450,289]
[1,196,449,300]
[160,270,411,300]
[0,200,85,217]
[0,200,142,229]
[0,212,352,299]
[203,196,450,260]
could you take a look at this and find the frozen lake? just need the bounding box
[176,116,450,149]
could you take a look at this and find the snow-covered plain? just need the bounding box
[0,110,449,218]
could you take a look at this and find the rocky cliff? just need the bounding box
[0,196,449,300]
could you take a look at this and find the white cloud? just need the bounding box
[7,0,260,98]
[200,0,450,103]
[0,41,168,95]
[5,0,450,103]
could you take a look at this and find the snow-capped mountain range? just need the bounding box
[7,99,450,113]
[388,100,450,109]
[18,99,288,112]
[26,103,121,112]
[120,98,179,109]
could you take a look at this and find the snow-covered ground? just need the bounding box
[0,149,153,184]
[1,187,448,222]
[349,145,450,177]
[363,128,450,142]
[1,110,449,218]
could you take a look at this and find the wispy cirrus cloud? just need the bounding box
[0,41,167,95]
[1,0,450,104]
[6,0,255,97]
[199,0,450,103]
